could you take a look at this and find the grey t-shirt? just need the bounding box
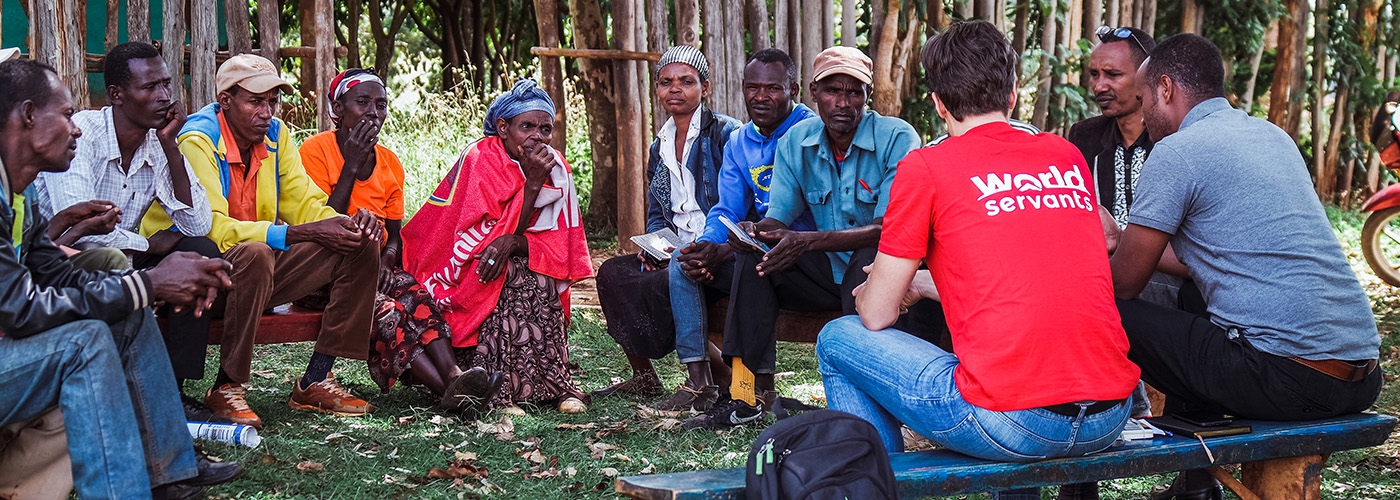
[1128,97,1379,361]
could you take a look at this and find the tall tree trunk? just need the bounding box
[1142,0,1156,35]
[54,0,87,107]
[573,0,619,233]
[1106,0,1119,28]
[1318,85,1348,201]
[974,0,995,21]
[648,0,669,131]
[128,0,151,43]
[1180,0,1199,33]
[1013,0,1030,84]
[312,0,335,130]
[534,0,569,152]
[871,2,920,116]
[677,0,701,46]
[1268,0,1308,139]
[1311,0,1328,181]
[801,0,821,97]
[1032,0,1058,129]
[1241,31,1267,112]
[368,0,411,77]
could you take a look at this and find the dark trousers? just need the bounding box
[132,235,221,381]
[723,247,949,373]
[1117,298,1382,420]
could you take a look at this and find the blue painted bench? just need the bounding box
[617,413,1397,500]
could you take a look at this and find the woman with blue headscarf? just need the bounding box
[402,79,594,415]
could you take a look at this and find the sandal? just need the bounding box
[590,371,664,398]
[650,384,719,414]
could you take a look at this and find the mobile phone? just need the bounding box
[1172,411,1232,427]
[718,215,771,253]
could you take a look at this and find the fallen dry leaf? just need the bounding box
[524,467,561,479]
[258,454,278,465]
[589,442,619,460]
[415,459,490,483]
[296,461,325,473]
[612,454,633,462]
[555,422,598,430]
[639,463,656,474]
[520,449,546,464]
[454,451,478,461]
[430,415,454,426]
[651,418,683,431]
[396,415,417,426]
[600,467,619,478]
[251,370,277,379]
[565,466,578,477]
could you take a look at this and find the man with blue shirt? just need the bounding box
[1111,34,1381,500]
[686,46,937,429]
[652,48,817,414]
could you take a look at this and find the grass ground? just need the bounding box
[194,206,1400,499]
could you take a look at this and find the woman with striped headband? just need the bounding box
[594,45,741,413]
[299,68,502,416]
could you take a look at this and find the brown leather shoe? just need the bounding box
[650,384,719,414]
[289,373,374,416]
[203,383,262,429]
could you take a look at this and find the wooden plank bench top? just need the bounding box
[157,304,324,345]
[616,412,1398,499]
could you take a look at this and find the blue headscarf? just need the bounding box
[483,78,556,136]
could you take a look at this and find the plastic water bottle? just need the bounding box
[187,421,261,448]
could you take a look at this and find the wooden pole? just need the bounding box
[1241,455,1327,500]
[162,0,187,105]
[45,0,88,108]
[257,0,282,67]
[106,0,121,52]
[613,0,646,249]
[190,0,218,108]
[841,0,857,46]
[30,0,60,74]
[677,0,701,47]
[530,47,660,61]
[647,0,669,132]
[314,0,334,131]
[533,0,569,152]
[226,0,253,55]
[725,0,746,118]
[745,0,771,51]
[800,0,821,91]
[128,0,151,43]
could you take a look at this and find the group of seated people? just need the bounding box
[590,22,1383,500]
[0,41,591,498]
[0,18,1383,500]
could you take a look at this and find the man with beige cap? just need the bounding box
[685,46,939,429]
[167,54,381,428]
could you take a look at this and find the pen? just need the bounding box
[858,179,873,193]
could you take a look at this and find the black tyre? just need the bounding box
[1361,205,1400,287]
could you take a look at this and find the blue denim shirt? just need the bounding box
[767,109,920,281]
[646,107,742,234]
[697,103,818,245]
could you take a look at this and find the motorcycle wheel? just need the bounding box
[1361,205,1400,286]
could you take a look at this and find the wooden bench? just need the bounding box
[617,413,1398,500]
[157,304,324,345]
[703,298,842,345]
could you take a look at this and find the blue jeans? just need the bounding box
[816,316,1129,460]
[668,248,734,364]
[0,310,197,498]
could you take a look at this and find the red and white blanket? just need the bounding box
[402,136,592,347]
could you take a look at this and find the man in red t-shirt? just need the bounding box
[815,21,1139,486]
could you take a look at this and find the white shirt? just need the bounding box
[34,107,211,251]
[657,111,706,241]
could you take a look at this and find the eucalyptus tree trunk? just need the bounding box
[1032,0,1059,129]
[574,0,620,232]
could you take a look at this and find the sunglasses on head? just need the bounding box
[1096,26,1148,56]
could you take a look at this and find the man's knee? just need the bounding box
[224,242,275,277]
[815,315,865,361]
[177,236,222,258]
[69,247,131,272]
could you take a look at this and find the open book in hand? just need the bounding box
[630,227,684,261]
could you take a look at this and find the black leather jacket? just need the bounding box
[0,191,150,339]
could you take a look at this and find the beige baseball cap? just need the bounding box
[812,46,873,85]
[216,54,295,94]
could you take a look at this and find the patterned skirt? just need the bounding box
[367,270,450,392]
[473,255,585,407]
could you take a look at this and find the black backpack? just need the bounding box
[745,409,898,500]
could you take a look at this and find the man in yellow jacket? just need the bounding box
[166,55,380,428]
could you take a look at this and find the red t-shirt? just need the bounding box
[879,121,1139,412]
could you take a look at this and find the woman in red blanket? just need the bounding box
[402,79,593,415]
[300,69,500,416]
